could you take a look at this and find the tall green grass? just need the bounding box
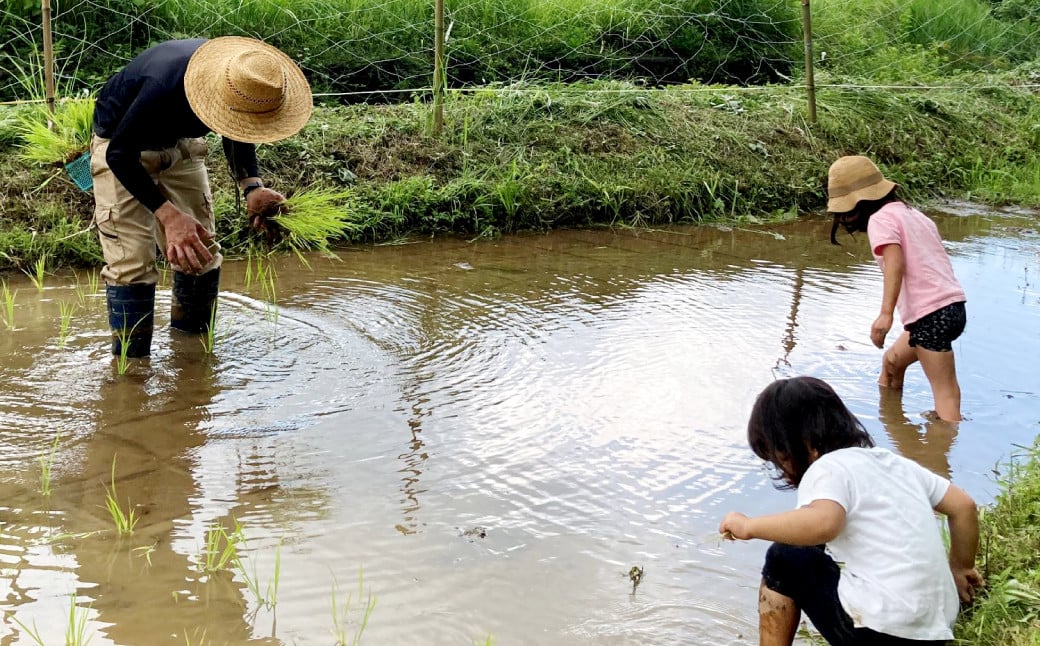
[955,442,1040,645]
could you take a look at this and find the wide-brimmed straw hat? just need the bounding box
[827,155,897,213]
[184,36,312,144]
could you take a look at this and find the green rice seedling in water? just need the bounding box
[234,541,281,611]
[199,303,218,354]
[9,614,46,646]
[64,593,92,646]
[1,281,16,330]
[198,521,244,574]
[23,254,47,292]
[104,456,138,536]
[331,569,377,646]
[58,300,77,348]
[113,315,146,376]
[38,432,61,496]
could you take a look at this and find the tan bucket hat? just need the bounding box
[827,155,897,213]
[184,36,312,144]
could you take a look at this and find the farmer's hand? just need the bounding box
[246,187,287,232]
[719,512,752,541]
[951,566,984,603]
[871,312,893,349]
[155,201,214,273]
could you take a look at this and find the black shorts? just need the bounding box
[906,302,966,352]
[761,543,949,646]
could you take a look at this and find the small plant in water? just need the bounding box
[104,456,138,536]
[198,521,245,574]
[235,540,281,611]
[23,254,47,292]
[58,300,77,348]
[9,592,92,646]
[38,432,61,496]
[331,569,377,646]
[1,280,16,330]
[199,303,218,354]
[113,316,146,376]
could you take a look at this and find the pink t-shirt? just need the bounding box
[867,202,966,326]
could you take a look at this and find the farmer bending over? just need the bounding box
[91,37,312,357]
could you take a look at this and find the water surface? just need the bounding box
[0,205,1037,645]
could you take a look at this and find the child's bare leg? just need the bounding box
[759,581,799,646]
[879,330,917,389]
[917,348,962,421]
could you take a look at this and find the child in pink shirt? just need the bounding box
[827,156,966,421]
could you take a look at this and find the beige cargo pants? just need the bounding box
[90,135,223,286]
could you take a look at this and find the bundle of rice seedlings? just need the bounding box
[18,98,95,165]
[268,187,361,252]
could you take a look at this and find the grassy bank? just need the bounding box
[2,67,1038,274]
[955,441,1040,645]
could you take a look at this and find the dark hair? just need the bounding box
[829,188,899,245]
[747,376,874,488]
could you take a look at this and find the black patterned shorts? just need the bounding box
[906,301,966,352]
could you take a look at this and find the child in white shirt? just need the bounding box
[719,376,982,645]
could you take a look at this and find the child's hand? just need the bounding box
[871,313,893,348]
[718,512,753,540]
[951,566,984,603]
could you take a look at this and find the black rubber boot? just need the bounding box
[106,283,156,357]
[171,268,220,334]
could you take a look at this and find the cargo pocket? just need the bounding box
[94,207,118,240]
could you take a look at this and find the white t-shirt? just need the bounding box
[797,447,959,640]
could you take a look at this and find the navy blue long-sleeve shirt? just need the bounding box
[93,39,260,213]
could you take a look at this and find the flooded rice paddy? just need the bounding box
[0,206,1038,645]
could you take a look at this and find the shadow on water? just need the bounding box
[0,204,1037,644]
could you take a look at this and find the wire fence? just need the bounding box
[1,0,1039,119]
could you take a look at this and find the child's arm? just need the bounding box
[719,500,846,545]
[872,243,904,348]
[934,483,983,602]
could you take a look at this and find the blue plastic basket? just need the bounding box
[65,150,93,192]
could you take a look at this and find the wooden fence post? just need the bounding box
[433,0,445,135]
[801,0,817,123]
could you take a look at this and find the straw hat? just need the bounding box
[826,155,897,213]
[184,36,312,144]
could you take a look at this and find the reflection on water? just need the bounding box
[0,205,1037,644]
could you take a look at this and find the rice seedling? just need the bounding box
[199,304,218,354]
[22,254,47,292]
[38,432,61,496]
[331,569,377,646]
[1,280,15,330]
[132,543,156,567]
[9,615,46,645]
[9,592,92,646]
[270,188,361,252]
[17,99,95,166]
[198,521,244,574]
[74,271,101,308]
[104,456,138,536]
[235,541,281,611]
[58,300,77,348]
[64,594,92,646]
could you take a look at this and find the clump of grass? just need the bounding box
[198,521,245,575]
[9,592,92,646]
[103,456,138,536]
[955,441,1040,644]
[270,188,362,252]
[17,99,95,165]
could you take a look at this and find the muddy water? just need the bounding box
[0,206,1037,645]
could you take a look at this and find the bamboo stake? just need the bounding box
[801,0,817,123]
[433,0,445,135]
[42,0,56,115]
